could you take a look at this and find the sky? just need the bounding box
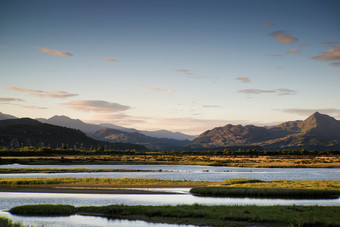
[0,0,339,135]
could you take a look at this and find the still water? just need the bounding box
[0,191,339,227]
[1,164,340,181]
[1,164,339,226]
[0,211,195,227]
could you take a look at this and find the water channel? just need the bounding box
[0,164,339,226]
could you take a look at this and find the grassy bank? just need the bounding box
[9,204,340,226]
[0,177,217,188]
[1,177,339,190]
[190,178,340,199]
[1,154,340,167]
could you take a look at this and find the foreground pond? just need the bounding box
[0,210,194,227]
[1,164,340,181]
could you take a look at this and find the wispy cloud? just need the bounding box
[321,41,339,46]
[101,58,118,62]
[143,85,174,95]
[176,68,208,79]
[93,114,146,125]
[270,31,298,44]
[279,108,340,118]
[262,23,274,27]
[239,88,296,95]
[286,49,299,54]
[0,46,7,48]
[35,46,73,57]
[63,100,130,113]
[19,105,47,110]
[0,97,25,102]
[5,86,78,99]
[312,45,340,61]
[330,62,340,66]
[276,89,297,95]
[202,105,222,108]
[236,77,250,83]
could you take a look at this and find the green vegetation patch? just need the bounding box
[190,187,340,199]
[9,204,340,226]
[0,216,25,227]
[9,204,76,216]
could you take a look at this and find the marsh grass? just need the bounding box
[9,204,340,226]
[0,217,24,227]
[190,187,340,199]
[9,204,75,216]
[0,177,213,187]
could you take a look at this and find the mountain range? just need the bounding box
[0,118,146,151]
[36,115,196,140]
[1,111,340,151]
[190,112,340,150]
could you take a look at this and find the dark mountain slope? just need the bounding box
[91,128,190,150]
[0,118,147,151]
[190,112,340,150]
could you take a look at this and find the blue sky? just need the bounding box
[1,0,339,134]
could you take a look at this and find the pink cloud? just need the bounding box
[330,62,340,66]
[312,45,340,61]
[144,85,174,95]
[35,46,73,57]
[236,77,250,83]
[101,58,118,62]
[63,100,130,113]
[262,23,274,27]
[270,31,298,44]
[5,86,78,98]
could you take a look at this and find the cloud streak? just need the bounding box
[63,100,130,113]
[312,45,340,61]
[176,68,208,79]
[35,46,73,57]
[270,31,298,44]
[101,58,118,62]
[0,97,25,102]
[143,85,174,95]
[262,23,274,27]
[236,77,250,83]
[239,88,296,95]
[202,105,222,108]
[5,86,78,99]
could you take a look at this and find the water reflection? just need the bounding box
[1,164,340,181]
[0,211,195,227]
[0,192,339,211]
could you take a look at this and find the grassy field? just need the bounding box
[9,204,340,226]
[1,154,340,167]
